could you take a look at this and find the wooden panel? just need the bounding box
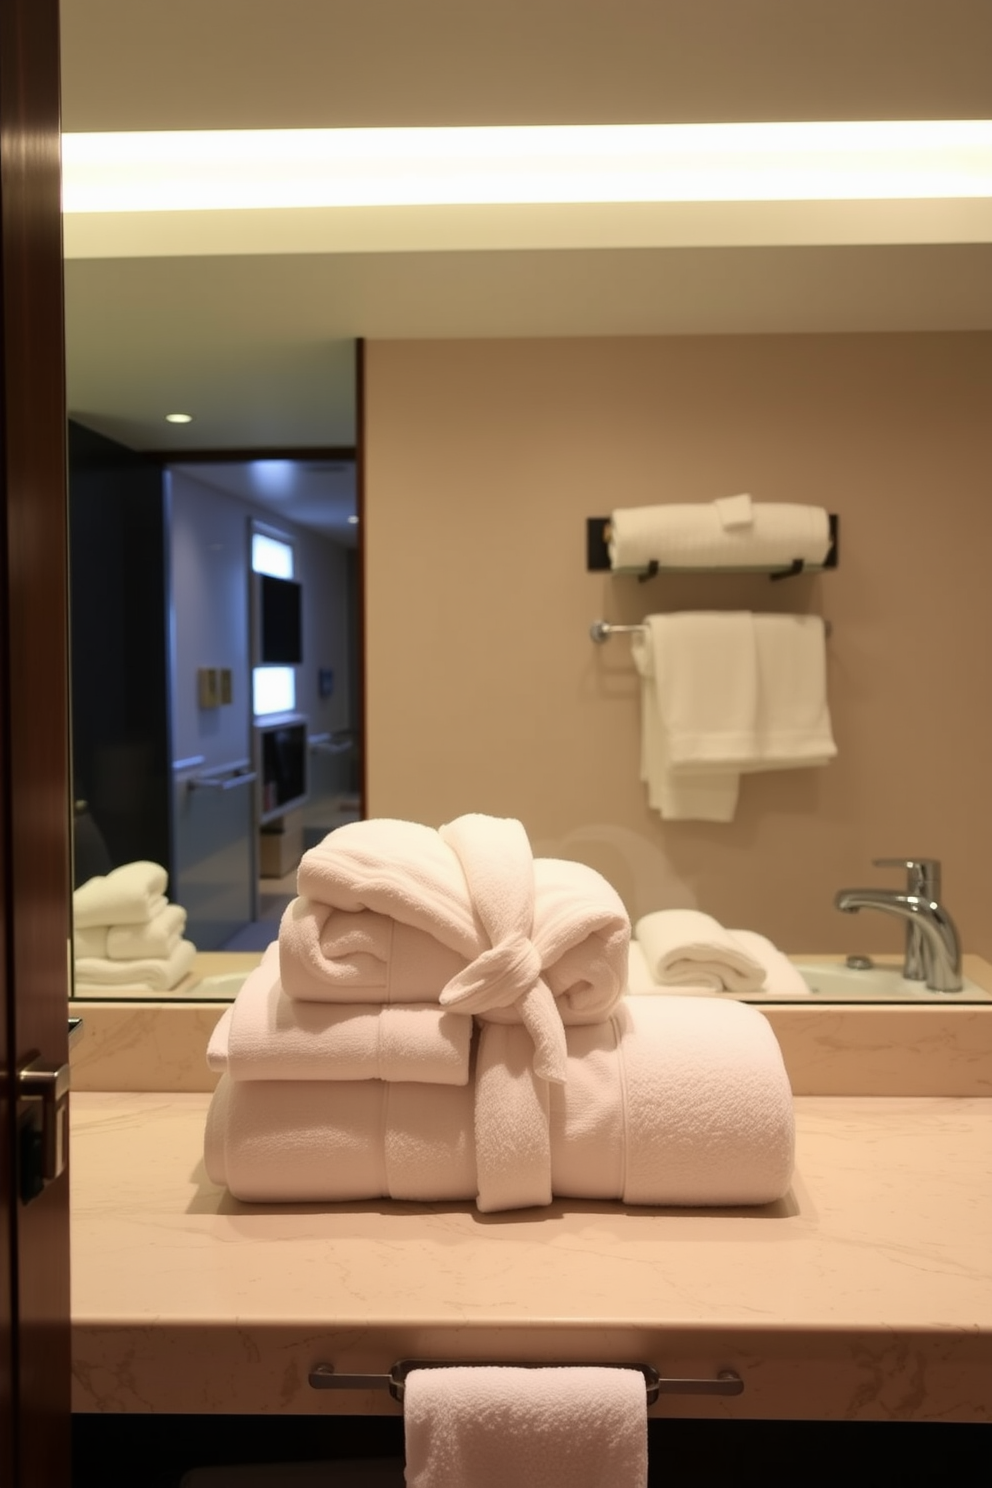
[0,0,72,1481]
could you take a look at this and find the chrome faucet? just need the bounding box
[834,857,963,993]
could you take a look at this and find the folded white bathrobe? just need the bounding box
[284,814,630,1085]
[73,860,169,928]
[207,945,473,1085]
[204,996,795,1211]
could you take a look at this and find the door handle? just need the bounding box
[188,770,258,792]
[17,1056,71,1203]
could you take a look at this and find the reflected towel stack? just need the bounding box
[73,861,196,992]
[203,814,796,1213]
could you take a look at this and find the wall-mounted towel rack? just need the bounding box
[586,513,839,581]
[591,617,832,644]
[308,1361,744,1406]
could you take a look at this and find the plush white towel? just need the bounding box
[553,997,795,1208]
[72,860,169,928]
[750,614,837,768]
[74,936,196,991]
[279,903,470,1003]
[204,1071,477,1203]
[404,1366,647,1488]
[634,909,766,993]
[608,499,831,571]
[204,997,795,1209]
[206,946,473,1084]
[105,902,187,961]
[287,815,630,1085]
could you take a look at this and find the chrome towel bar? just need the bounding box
[308,1361,744,1406]
[591,617,832,644]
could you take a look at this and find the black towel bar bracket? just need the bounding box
[586,513,839,578]
[308,1361,744,1405]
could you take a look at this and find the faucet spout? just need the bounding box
[833,889,963,992]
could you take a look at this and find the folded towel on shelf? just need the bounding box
[634,909,765,993]
[105,902,187,961]
[204,1071,477,1203]
[608,499,831,571]
[206,946,474,1084]
[205,996,794,1210]
[72,860,169,928]
[284,814,630,1085]
[473,1022,552,1212]
[404,1365,648,1488]
[74,936,197,992]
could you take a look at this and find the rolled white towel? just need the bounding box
[74,936,197,992]
[73,861,169,929]
[608,499,831,571]
[206,944,473,1084]
[730,929,812,997]
[105,902,187,961]
[634,909,766,994]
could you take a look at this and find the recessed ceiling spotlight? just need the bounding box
[165,412,193,424]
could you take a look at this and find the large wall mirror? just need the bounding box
[61,2,992,1005]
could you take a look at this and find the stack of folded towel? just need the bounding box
[204,814,796,1213]
[73,860,196,993]
[627,909,811,997]
[631,610,836,822]
[608,494,832,571]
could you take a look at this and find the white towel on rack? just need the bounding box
[631,613,836,821]
[608,500,831,571]
[403,1365,648,1488]
[630,617,740,822]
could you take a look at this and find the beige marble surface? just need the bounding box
[70,1091,992,1422]
[69,955,992,1096]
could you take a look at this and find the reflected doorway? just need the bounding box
[68,430,363,986]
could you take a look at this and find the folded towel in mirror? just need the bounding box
[74,936,196,992]
[73,860,169,928]
[104,901,187,961]
[634,909,765,993]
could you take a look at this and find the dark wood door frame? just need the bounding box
[1,0,73,1482]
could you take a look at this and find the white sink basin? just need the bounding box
[789,960,992,1003]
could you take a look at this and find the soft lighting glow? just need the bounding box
[165,412,193,423]
[253,667,296,717]
[61,121,992,213]
[347,515,359,524]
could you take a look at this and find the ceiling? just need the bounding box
[60,1,992,484]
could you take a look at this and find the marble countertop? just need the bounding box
[71,1091,992,1422]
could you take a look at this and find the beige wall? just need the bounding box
[365,333,992,958]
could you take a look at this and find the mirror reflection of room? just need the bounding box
[68,402,362,1000]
